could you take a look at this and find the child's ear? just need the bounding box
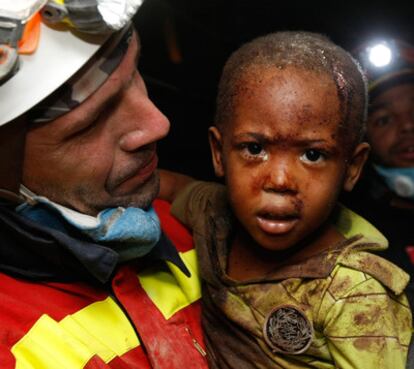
[343,142,370,192]
[208,126,225,177]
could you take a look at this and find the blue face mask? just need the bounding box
[374,165,414,199]
[16,186,161,261]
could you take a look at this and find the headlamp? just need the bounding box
[367,43,392,68]
[40,0,143,34]
[357,40,399,77]
[355,38,414,92]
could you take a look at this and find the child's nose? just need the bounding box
[262,161,298,194]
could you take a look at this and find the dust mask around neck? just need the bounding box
[16,185,161,261]
[374,164,414,200]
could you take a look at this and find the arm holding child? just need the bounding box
[158,169,195,203]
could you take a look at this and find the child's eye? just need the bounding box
[246,142,263,155]
[239,142,267,160]
[300,149,325,164]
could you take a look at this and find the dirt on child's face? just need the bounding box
[213,66,354,252]
[367,83,414,168]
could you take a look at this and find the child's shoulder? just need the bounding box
[309,245,411,331]
[333,244,410,296]
[329,204,410,296]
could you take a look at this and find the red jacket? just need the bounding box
[0,200,207,369]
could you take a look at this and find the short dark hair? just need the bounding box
[215,31,368,147]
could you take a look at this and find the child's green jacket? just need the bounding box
[172,181,412,369]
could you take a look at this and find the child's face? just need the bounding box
[367,82,414,168]
[209,66,368,252]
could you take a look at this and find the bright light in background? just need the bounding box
[368,43,392,67]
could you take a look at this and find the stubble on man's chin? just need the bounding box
[76,172,161,214]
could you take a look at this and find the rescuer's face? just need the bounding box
[22,33,170,215]
[367,82,414,168]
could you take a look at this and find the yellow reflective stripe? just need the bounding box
[12,297,140,369]
[60,298,139,360]
[138,249,201,320]
[167,249,201,303]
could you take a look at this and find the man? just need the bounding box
[341,38,414,307]
[0,2,207,368]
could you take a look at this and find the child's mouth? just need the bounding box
[256,212,299,235]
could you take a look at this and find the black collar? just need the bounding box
[0,202,189,284]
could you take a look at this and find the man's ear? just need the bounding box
[343,142,370,192]
[208,126,225,177]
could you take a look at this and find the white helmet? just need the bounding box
[0,0,143,127]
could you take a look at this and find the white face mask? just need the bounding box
[374,164,414,199]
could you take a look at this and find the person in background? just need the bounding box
[0,1,207,368]
[159,31,412,369]
[341,38,414,307]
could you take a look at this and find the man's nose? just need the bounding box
[400,112,414,133]
[119,90,170,152]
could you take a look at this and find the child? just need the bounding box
[159,31,412,369]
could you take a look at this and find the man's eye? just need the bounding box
[373,115,392,128]
[301,149,325,163]
[245,142,263,155]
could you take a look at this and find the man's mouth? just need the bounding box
[111,152,158,195]
[393,142,414,162]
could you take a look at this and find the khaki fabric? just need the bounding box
[171,181,412,369]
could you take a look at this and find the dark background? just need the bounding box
[133,0,414,181]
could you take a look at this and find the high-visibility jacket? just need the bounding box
[0,199,208,369]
